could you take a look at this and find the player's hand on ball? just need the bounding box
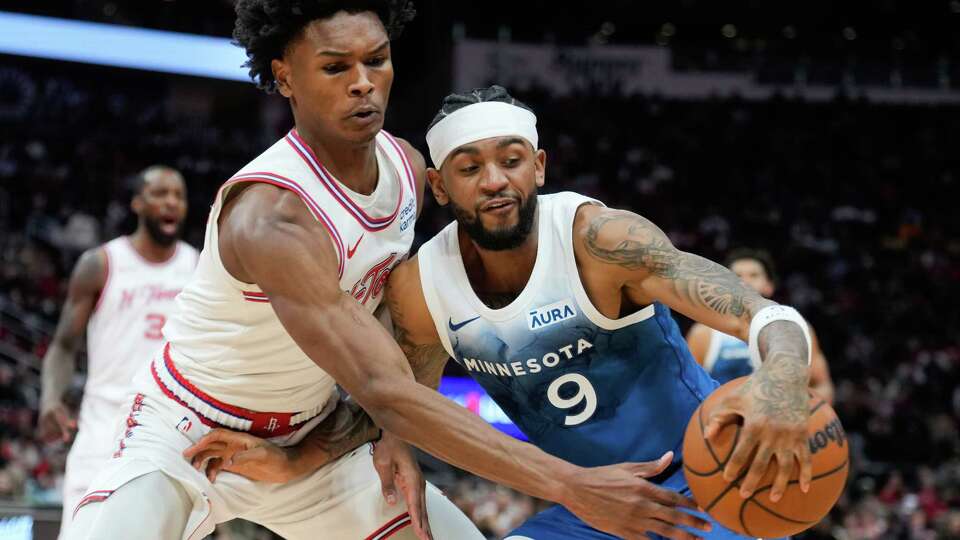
[37,401,76,443]
[371,432,433,540]
[183,428,302,483]
[562,451,711,540]
[704,370,812,503]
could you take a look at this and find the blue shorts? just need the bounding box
[504,469,784,540]
[504,504,755,540]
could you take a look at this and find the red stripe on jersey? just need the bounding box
[380,131,418,196]
[150,361,218,428]
[154,344,314,437]
[73,490,114,517]
[365,512,412,540]
[285,129,403,232]
[242,291,269,303]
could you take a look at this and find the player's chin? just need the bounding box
[340,116,384,143]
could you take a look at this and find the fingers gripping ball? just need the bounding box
[682,377,849,538]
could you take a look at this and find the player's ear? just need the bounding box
[426,168,449,206]
[130,194,144,216]
[534,149,546,188]
[273,59,293,98]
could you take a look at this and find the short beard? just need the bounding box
[143,217,180,247]
[451,192,538,251]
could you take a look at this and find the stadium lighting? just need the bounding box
[0,11,250,82]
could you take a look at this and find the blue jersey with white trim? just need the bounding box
[418,192,718,467]
[703,329,758,385]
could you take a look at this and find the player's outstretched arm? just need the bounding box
[38,248,104,443]
[211,184,710,540]
[576,205,812,504]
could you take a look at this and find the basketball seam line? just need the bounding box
[696,397,741,476]
[739,458,850,537]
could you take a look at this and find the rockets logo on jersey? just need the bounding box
[350,252,400,305]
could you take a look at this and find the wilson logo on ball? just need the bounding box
[808,418,845,455]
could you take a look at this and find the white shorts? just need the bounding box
[64,374,482,540]
[60,400,128,536]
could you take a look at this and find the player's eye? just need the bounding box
[459,165,479,175]
[503,157,520,167]
[323,63,348,74]
[365,56,386,67]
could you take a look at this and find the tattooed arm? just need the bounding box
[576,205,812,503]
[385,256,451,390]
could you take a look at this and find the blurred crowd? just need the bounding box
[0,53,959,539]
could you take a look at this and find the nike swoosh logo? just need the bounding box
[448,316,481,332]
[347,235,364,259]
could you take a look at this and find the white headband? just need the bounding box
[425,101,539,168]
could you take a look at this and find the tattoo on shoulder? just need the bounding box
[583,210,764,320]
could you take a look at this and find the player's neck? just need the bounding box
[129,230,177,263]
[294,124,379,196]
[460,221,540,298]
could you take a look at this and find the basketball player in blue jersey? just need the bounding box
[186,86,817,540]
[686,249,834,404]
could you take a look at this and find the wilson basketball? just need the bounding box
[682,377,849,538]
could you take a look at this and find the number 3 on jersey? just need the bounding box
[547,373,597,426]
[144,313,166,340]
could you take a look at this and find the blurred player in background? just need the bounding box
[686,248,834,403]
[37,165,197,534]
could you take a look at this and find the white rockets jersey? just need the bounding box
[84,237,198,413]
[162,129,418,413]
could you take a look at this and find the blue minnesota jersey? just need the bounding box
[418,192,719,468]
[703,329,760,385]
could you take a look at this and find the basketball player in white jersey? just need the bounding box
[67,4,680,540]
[685,248,834,403]
[185,86,821,540]
[37,165,197,534]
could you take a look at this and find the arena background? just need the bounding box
[0,1,958,538]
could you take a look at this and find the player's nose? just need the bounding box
[348,67,375,97]
[478,164,510,193]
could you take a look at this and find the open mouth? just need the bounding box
[159,217,179,234]
[482,199,517,214]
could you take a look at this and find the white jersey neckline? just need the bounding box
[447,203,551,323]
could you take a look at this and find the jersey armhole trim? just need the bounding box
[227,173,346,279]
[416,248,456,359]
[560,195,657,330]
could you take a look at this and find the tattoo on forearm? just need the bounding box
[745,321,811,422]
[583,211,767,322]
[307,399,376,457]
